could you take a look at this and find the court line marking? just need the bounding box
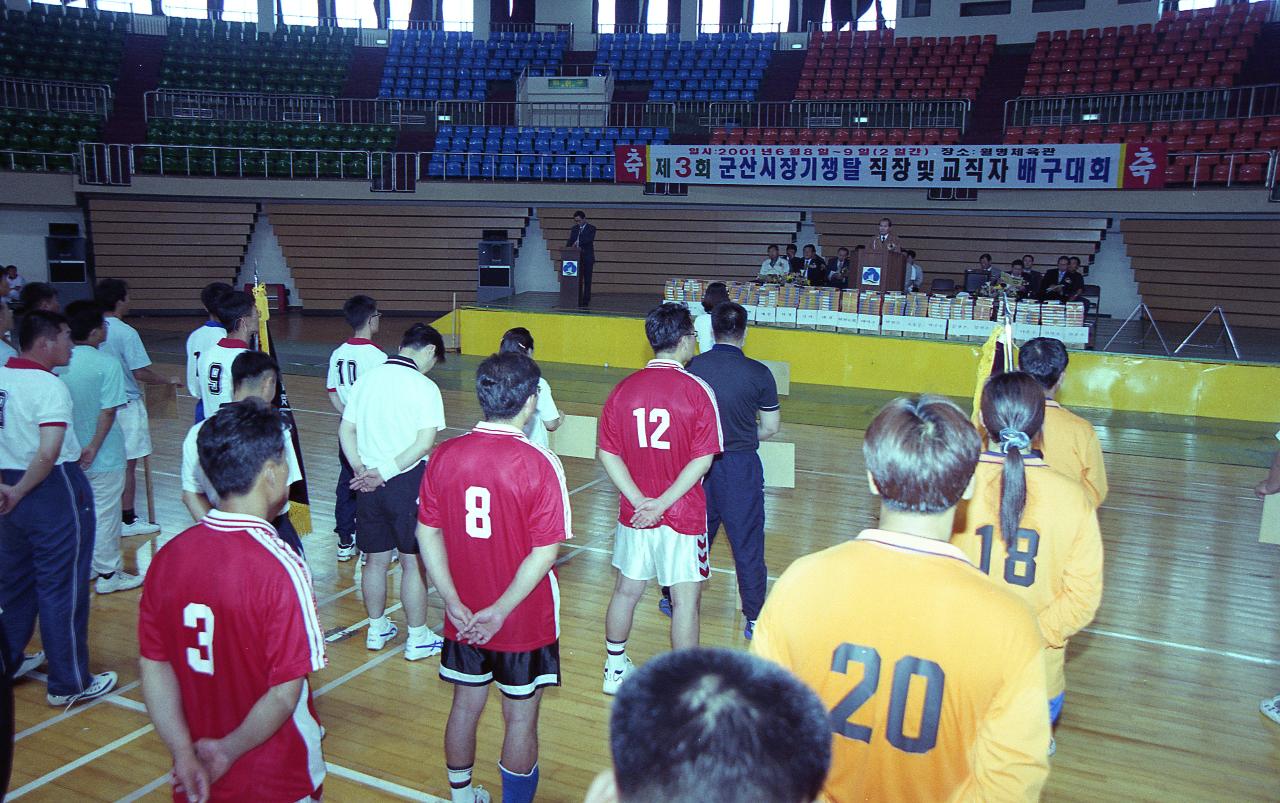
[325,762,449,802]
[1081,627,1280,667]
[7,724,156,800]
[115,773,170,803]
[14,678,143,742]
[313,644,408,697]
[325,602,404,643]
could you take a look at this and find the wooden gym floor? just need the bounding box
[7,314,1280,802]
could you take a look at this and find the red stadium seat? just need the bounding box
[1236,164,1263,183]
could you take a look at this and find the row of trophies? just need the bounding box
[663,279,1087,342]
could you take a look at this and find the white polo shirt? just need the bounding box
[181,415,302,511]
[341,354,445,481]
[326,338,387,407]
[0,357,82,469]
[185,321,226,400]
[523,377,561,449]
[197,338,250,416]
[100,316,151,402]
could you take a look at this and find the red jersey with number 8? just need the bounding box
[417,422,573,652]
[597,358,723,535]
[137,511,327,802]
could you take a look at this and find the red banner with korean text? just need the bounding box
[615,144,647,184]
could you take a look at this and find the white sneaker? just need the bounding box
[404,629,445,661]
[14,651,45,680]
[336,541,358,562]
[1261,694,1280,726]
[366,620,399,650]
[473,786,492,803]
[359,551,368,566]
[1049,737,1057,757]
[47,671,118,706]
[602,655,634,695]
[121,519,160,537]
[96,572,144,594]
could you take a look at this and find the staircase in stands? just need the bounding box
[101,33,165,145]
[965,44,1032,144]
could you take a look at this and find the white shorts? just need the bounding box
[118,398,153,460]
[611,524,709,587]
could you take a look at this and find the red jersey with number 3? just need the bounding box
[597,358,722,535]
[137,511,327,803]
[417,422,572,652]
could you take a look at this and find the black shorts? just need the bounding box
[439,639,561,700]
[355,462,424,555]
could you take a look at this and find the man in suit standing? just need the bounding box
[868,217,902,253]
[567,210,597,307]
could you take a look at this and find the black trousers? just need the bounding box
[578,251,595,305]
[704,451,768,621]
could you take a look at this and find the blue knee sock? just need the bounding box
[499,762,538,803]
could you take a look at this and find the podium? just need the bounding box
[856,249,906,293]
[558,246,582,307]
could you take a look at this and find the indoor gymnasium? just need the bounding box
[1,0,1279,800]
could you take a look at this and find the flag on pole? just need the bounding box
[972,296,1018,417]
[252,282,313,536]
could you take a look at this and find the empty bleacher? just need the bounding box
[1121,217,1280,329]
[379,29,566,102]
[812,212,1110,288]
[538,207,802,296]
[425,123,668,180]
[712,126,961,146]
[596,32,775,102]
[87,198,256,312]
[266,204,530,311]
[0,5,127,86]
[159,19,356,95]
[799,31,994,102]
[0,108,100,170]
[1022,3,1267,97]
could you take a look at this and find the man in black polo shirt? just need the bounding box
[679,302,781,640]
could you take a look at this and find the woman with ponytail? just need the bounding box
[953,371,1105,755]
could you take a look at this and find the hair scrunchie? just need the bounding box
[998,428,1032,451]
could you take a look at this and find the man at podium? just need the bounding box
[566,210,597,306]
[867,217,901,253]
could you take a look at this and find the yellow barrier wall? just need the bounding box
[453,308,1280,422]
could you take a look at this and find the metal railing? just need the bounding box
[0,77,112,118]
[1168,149,1279,190]
[806,18,898,33]
[698,22,778,34]
[130,12,168,36]
[431,100,675,130]
[387,19,473,31]
[144,90,402,125]
[686,99,969,132]
[124,143,372,179]
[1005,84,1280,129]
[0,149,77,172]
[596,23,680,36]
[490,22,572,36]
[418,150,613,182]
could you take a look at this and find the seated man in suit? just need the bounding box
[800,244,827,286]
[1001,259,1041,299]
[825,247,853,289]
[1038,255,1085,305]
[784,244,803,276]
[868,217,901,253]
[977,253,998,282]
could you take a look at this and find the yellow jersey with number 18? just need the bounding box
[752,530,1050,803]
[952,453,1104,697]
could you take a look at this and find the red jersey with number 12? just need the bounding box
[598,359,722,535]
[417,422,572,652]
[137,511,327,802]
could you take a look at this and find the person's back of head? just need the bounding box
[93,278,129,313]
[401,322,446,363]
[214,290,256,335]
[196,397,287,504]
[230,350,279,399]
[701,282,729,313]
[64,300,105,344]
[863,395,980,513]
[475,351,540,421]
[979,372,1046,549]
[710,301,748,343]
[201,282,233,317]
[342,294,379,331]
[645,302,693,355]
[1018,337,1069,391]
[499,326,535,355]
[594,647,831,803]
[19,282,59,313]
